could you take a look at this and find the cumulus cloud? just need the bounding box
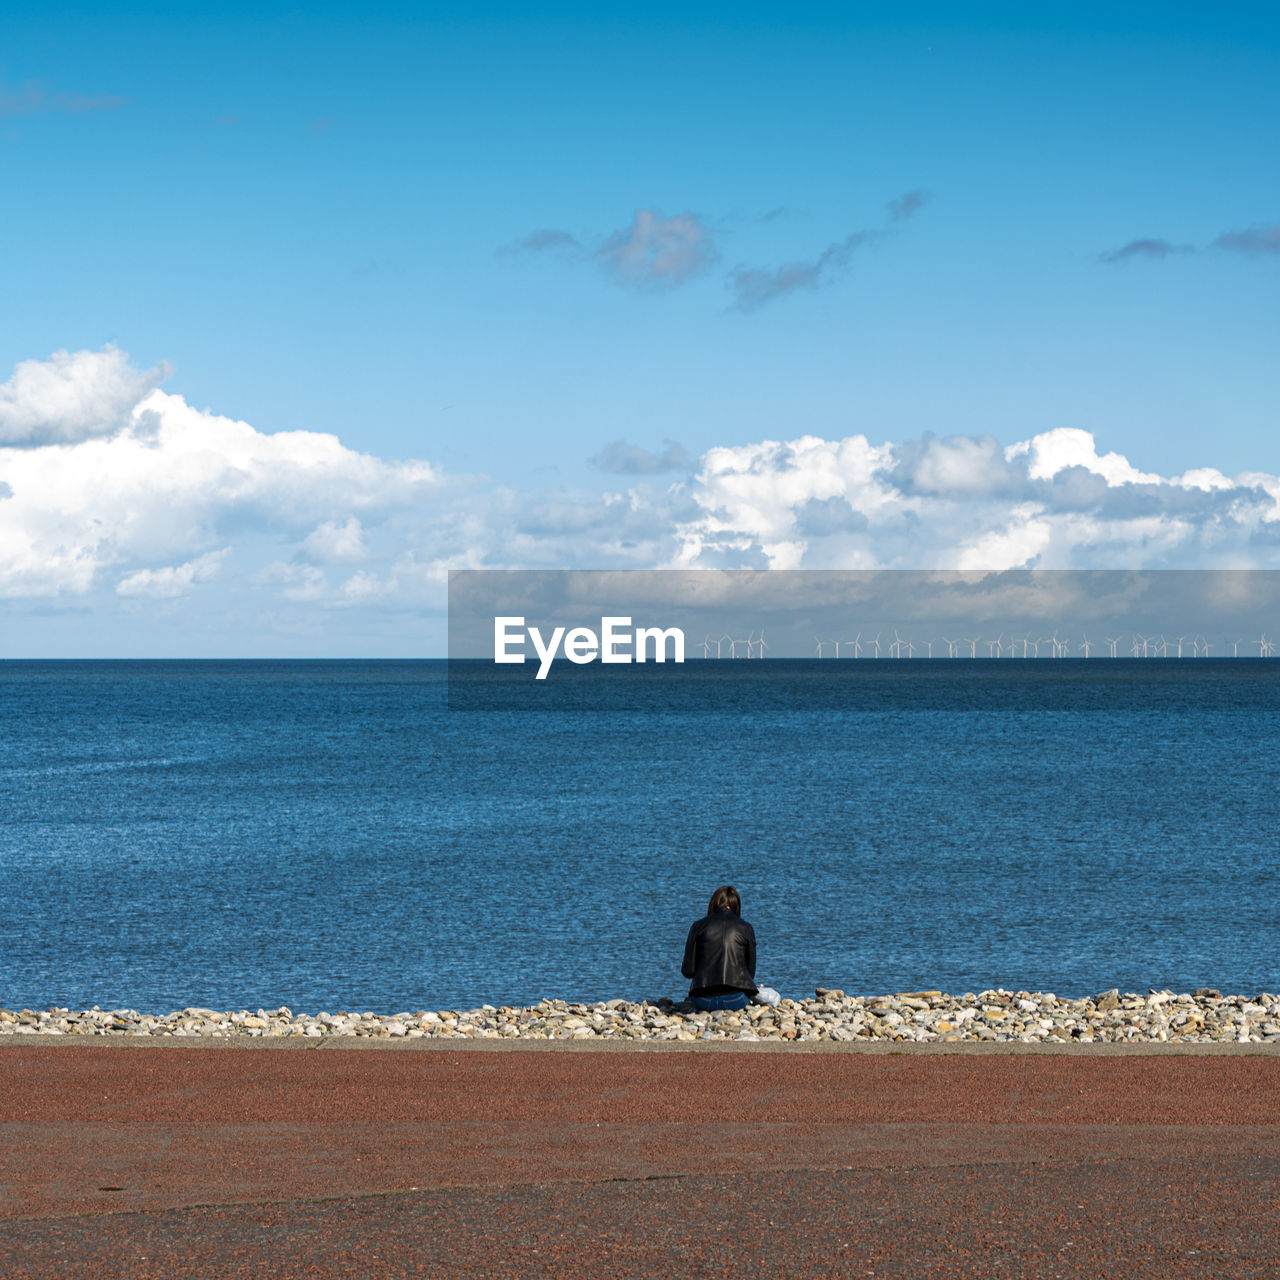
[792,497,869,537]
[596,209,717,288]
[673,427,1280,572]
[0,347,437,598]
[589,438,693,474]
[257,561,331,603]
[728,191,929,312]
[300,516,370,564]
[4,346,1280,629]
[891,433,1027,499]
[1098,238,1194,264]
[1007,427,1161,486]
[117,549,229,599]
[0,346,169,446]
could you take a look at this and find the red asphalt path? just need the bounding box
[1,1045,1277,1278]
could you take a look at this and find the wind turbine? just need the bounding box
[964,637,978,658]
[1105,636,1120,658]
[1080,634,1092,658]
[814,637,835,658]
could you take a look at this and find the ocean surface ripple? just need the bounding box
[1,659,1277,1010]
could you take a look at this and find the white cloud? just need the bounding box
[3,346,1280,632]
[1007,427,1160,486]
[954,513,1054,571]
[0,345,169,446]
[301,516,370,564]
[0,347,437,598]
[257,562,331,603]
[339,569,396,603]
[678,426,1280,571]
[116,549,229,598]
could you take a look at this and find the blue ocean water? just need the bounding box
[1,659,1277,1012]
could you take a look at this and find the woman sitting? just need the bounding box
[681,884,758,1012]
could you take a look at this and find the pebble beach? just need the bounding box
[4,986,1278,1044]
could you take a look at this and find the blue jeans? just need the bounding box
[689,991,750,1012]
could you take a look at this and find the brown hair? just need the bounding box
[707,885,741,916]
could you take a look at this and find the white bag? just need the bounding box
[753,986,781,1007]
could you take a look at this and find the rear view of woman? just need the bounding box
[681,885,758,1011]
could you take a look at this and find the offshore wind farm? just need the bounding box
[704,631,1279,658]
[6,7,1280,1274]
[449,568,1280,665]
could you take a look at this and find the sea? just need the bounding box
[1,659,1277,1013]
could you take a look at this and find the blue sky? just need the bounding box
[2,3,1279,653]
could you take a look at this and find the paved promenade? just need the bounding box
[2,1042,1277,1278]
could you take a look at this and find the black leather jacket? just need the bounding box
[682,909,757,997]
